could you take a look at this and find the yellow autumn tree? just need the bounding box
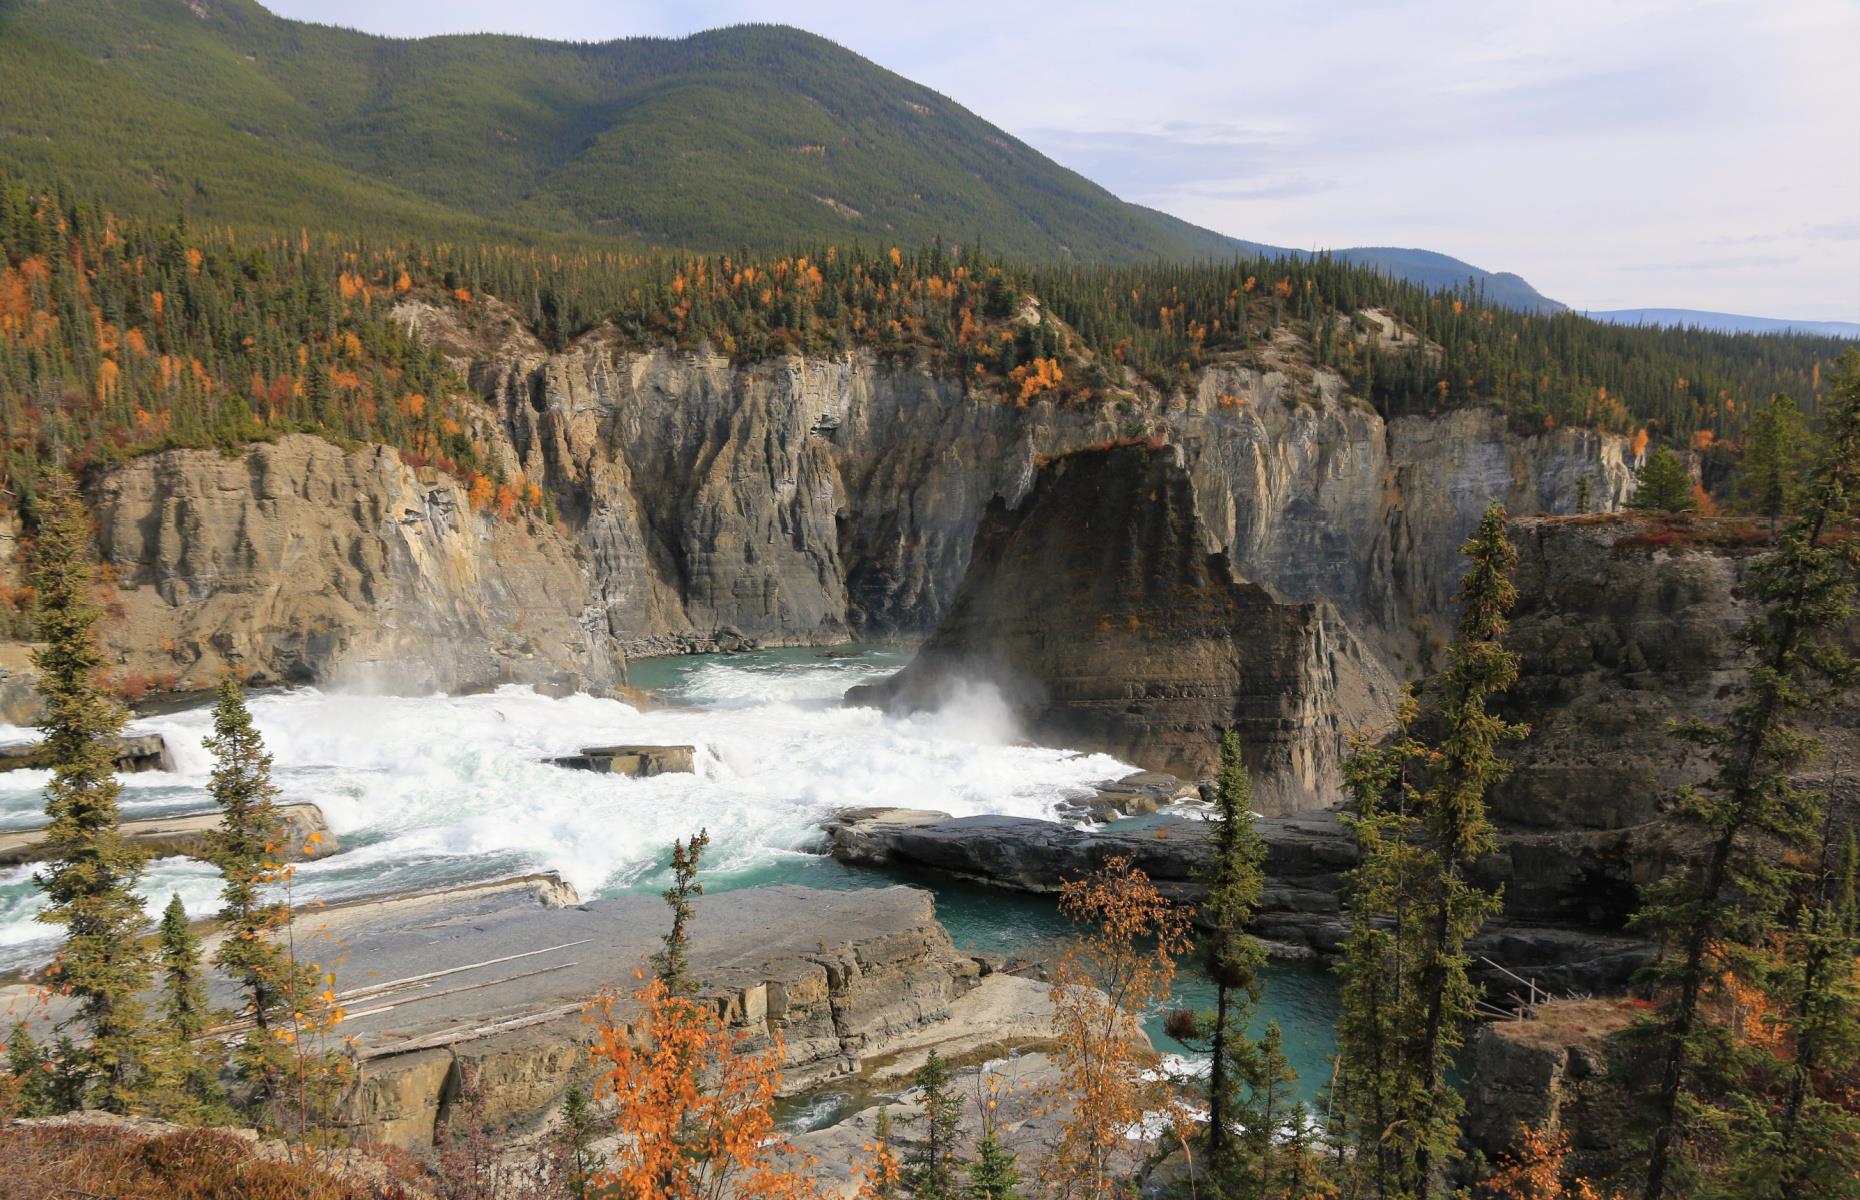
[1046,855,1192,1200]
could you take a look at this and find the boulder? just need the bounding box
[544,743,695,776]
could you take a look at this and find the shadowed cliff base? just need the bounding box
[846,442,1398,809]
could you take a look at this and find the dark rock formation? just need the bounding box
[0,732,170,774]
[846,443,1398,805]
[544,743,695,776]
[1464,998,1636,1169]
[826,807,1650,993]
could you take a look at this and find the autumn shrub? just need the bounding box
[587,975,818,1200]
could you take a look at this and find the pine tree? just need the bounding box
[202,675,304,1098]
[653,829,710,996]
[910,1049,962,1200]
[1196,730,1270,1187]
[1331,502,1524,1198]
[1630,447,1697,513]
[1631,350,1860,1200]
[967,1133,1024,1200]
[150,892,225,1120]
[29,466,151,1112]
[1408,501,1524,1188]
[1737,394,1806,533]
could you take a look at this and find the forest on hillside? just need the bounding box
[1,175,1846,517]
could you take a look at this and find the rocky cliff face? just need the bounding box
[844,443,1399,802]
[407,299,1634,671]
[5,300,1632,705]
[87,435,622,696]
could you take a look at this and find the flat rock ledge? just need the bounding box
[0,732,171,774]
[261,879,1025,1147]
[825,808,1650,995]
[0,802,336,867]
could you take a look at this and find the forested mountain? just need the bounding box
[1,0,1581,314]
[0,0,1245,261]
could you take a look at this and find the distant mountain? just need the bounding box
[0,0,1567,309]
[0,0,1242,261]
[1231,242,1566,313]
[1587,309,1860,339]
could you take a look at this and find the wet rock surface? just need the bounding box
[543,743,695,776]
[0,732,170,774]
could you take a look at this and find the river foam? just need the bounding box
[0,647,1132,970]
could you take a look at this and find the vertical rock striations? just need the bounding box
[846,443,1399,807]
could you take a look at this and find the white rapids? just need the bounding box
[0,647,1132,972]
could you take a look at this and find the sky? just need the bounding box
[266,0,1860,321]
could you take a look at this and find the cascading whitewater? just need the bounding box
[0,648,1132,970]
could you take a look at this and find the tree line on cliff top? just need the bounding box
[2,173,1845,520]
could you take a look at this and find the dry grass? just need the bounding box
[0,1120,384,1200]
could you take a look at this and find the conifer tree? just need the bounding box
[1331,501,1524,1197]
[653,829,710,996]
[1194,730,1270,1187]
[5,1022,54,1117]
[1737,394,1806,533]
[1630,447,1697,513]
[29,466,151,1112]
[910,1048,962,1200]
[150,892,224,1120]
[967,1133,1024,1200]
[1631,350,1860,1200]
[202,675,305,1096]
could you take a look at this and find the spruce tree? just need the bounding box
[1737,394,1806,534]
[1408,501,1524,1187]
[1631,351,1860,1200]
[1630,447,1697,513]
[1331,501,1524,1197]
[967,1133,1024,1200]
[202,675,302,1096]
[909,1048,962,1200]
[29,466,151,1112]
[5,1022,54,1117]
[653,829,710,996]
[1196,730,1270,1187]
[150,892,224,1120]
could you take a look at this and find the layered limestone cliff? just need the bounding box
[845,443,1399,802]
[85,435,623,696]
[404,299,1634,672]
[1,300,1633,706]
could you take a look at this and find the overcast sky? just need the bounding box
[268,0,1860,321]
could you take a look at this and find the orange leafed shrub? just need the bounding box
[588,977,819,1200]
[1475,1124,1618,1199]
[467,474,495,512]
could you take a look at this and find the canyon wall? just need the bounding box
[7,299,1633,729]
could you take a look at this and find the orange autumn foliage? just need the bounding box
[1476,1125,1619,1200]
[1631,427,1651,459]
[467,474,495,512]
[1047,856,1192,1200]
[588,977,818,1200]
[1008,356,1064,404]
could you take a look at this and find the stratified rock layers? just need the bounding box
[849,443,1397,804]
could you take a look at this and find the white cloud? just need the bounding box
[269,0,1860,319]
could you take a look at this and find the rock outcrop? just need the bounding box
[846,443,1399,800]
[826,807,1650,992]
[1463,998,1636,1169]
[0,801,335,867]
[0,732,171,774]
[86,435,624,697]
[544,743,695,776]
